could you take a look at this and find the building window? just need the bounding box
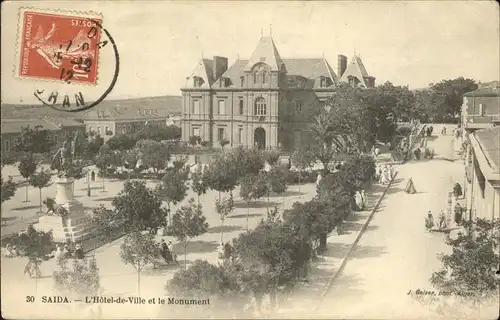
[238,127,243,144]
[239,99,244,115]
[193,100,201,114]
[193,77,204,87]
[320,78,326,88]
[297,101,303,112]
[254,73,260,84]
[217,128,225,141]
[262,72,267,83]
[240,76,244,87]
[254,97,267,116]
[193,127,200,137]
[53,135,58,144]
[218,100,226,115]
[5,139,10,150]
[121,126,126,134]
[478,103,484,116]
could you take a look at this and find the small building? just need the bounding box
[463,126,500,221]
[461,87,500,141]
[1,118,85,152]
[81,96,182,141]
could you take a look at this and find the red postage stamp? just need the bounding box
[18,10,102,84]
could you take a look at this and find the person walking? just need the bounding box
[404,177,417,194]
[425,211,434,231]
[74,244,84,259]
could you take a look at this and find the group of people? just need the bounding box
[3,244,20,258]
[425,210,449,232]
[159,239,176,264]
[375,164,396,185]
[54,243,85,262]
[354,190,368,211]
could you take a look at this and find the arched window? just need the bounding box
[254,73,260,84]
[254,97,267,116]
[262,72,267,83]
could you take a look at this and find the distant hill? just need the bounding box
[1,95,182,120]
[478,80,499,88]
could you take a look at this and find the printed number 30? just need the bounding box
[26,296,35,303]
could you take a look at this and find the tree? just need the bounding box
[8,225,53,290]
[1,176,17,204]
[215,194,234,243]
[155,169,188,226]
[90,205,125,246]
[203,153,238,201]
[14,125,54,154]
[135,139,171,173]
[232,214,302,311]
[78,133,104,161]
[132,125,181,142]
[18,154,38,202]
[53,257,101,300]
[28,169,52,214]
[430,77,478,120]
[264,150,281,167]
[191,165,207,204]
[229,146,265,178]
[260,169,287,214]
[170,199,209,269]
[239,174,267,231]
[188,135,201,147]
[431,218,499,298]
[106,134,137,151]
[94,144,117,191]
[166,260,242,318]
[120,231,159,296]
[1,150,17,167]
[112,180,167,233]
[290,149,314,194]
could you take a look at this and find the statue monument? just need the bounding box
[34,134,91,243]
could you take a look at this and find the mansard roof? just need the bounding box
[222,58,338,88]
[340,55,373,87]
[184,58,215,88]
[244,36,285,72]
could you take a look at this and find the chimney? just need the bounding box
[213,56,228,80]
[337,55,347,78]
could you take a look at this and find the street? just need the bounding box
[312,130,495,319]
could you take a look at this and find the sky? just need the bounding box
[1,1,499,104]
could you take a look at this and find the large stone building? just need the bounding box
[460,86,500,140]
[180,35,375,151]
[463,126,500,221]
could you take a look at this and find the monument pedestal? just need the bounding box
[34,178,91,243]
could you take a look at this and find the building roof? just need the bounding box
[184,59,215,88]
[1,118,62,134]
[464,87,500,97]
[222,58,339,88]
[475,126,500,171]
[244,36,284,72]
[340,54,373,87]
[81,96,181,120]
[283,58,338,81]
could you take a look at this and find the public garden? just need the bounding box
[2,79,499,319]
